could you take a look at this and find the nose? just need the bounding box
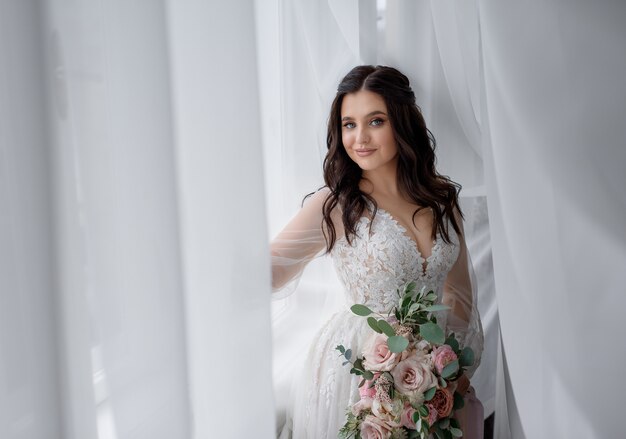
[356,127,370,146]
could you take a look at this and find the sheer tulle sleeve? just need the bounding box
[270,188,333,299]
[442,211,484,378]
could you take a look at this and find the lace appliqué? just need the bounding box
[331,209,460,313]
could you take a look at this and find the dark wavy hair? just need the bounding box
[317,65,463,252]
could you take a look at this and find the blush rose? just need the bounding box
[362,334,401,372]
[390,351,438,397]
[360,415,393,439]
[431,345,458,375]
[400,402,417,429]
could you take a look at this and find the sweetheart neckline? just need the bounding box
[373,208,440,277]
[340,209,440,278]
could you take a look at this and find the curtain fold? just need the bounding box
[1,1,274,438]
[479,1,626,437]
[0,2,62,438]
[165,1,275,437]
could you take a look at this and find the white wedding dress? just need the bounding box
[273,189,483,438]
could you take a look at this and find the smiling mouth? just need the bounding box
[355,149,376,157]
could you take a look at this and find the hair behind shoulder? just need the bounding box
[318,65,463,252]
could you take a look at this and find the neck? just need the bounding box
[361,161,400,197]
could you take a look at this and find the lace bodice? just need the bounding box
[331,208,460,313]
[271,188,482,377]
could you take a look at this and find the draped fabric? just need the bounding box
[2,1,624,438]
[479,2,626,437]
[0,1,273,438]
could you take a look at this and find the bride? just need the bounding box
[272,65,484,438]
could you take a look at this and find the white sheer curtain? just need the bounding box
[479,1,626,437]
[1,1,273,438]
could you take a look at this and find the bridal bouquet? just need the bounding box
[336,282,474,439]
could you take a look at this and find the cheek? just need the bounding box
[342,131,354,148]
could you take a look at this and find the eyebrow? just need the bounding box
[341,110,387,121]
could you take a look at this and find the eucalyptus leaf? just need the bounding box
[441,360,459,379]
[344,349,352,360]
[449,427,463,438]
[377,319,396,337]
[439,376,448,388]
[351,304,373,316]
[387,335,409,353]
[459,347,475,367]
[425,292,437,302]
[423,304,450,312]
[438,418,450,429]
[367,317,383,334]
[342,360,350,366]
[445,335,460,352]
[419,322,445,345]
[358,378,366,388]
[363,370,374,380]
[423,386,437,401]
[336,345,345,354]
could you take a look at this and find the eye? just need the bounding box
[343,122,356,129]
[370,118,384,127]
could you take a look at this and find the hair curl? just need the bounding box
[315,65,463,252]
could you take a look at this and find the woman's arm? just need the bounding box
[442,209,484,379]
[270,188,331,295]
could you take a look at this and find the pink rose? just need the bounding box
[359,373,380,399]
[362,334,401,372]
[352,397,373,416]
[431,345,458,375]
[391,351,438,397]
[427,387,454,419]
[400,402,417,429]
[360,415,393,439]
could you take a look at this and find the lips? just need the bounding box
[355,149,376,157]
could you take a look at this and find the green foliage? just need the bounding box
[441,360,459,379]
[418,405,429,417]
[367,317,383,334]
[419,322,445,344]
[351,304,373,316]
[387,335,409,353]
[423,304,450,312]
[378,319,396,337]
[423,386,437,401]
[338,411,361,438]
[445,334,460,352]
[459,347,475,367]
[449,427,463,438]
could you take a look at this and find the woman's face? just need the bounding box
[340,89,398,174]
